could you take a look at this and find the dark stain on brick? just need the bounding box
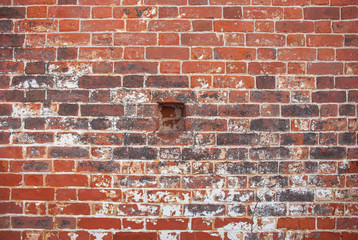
[23,161,49,171]
[250,119,289,131]
[134,7,150,17]
[78,161,120,173]
[114,147,157,160]
[282,104,319,117]
[185,204,225,216]
[226,148,248,160]
[250,203,286,216]
[278,189,314,202]
[310,147,346,159]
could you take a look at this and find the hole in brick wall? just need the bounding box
[158,103,185,132]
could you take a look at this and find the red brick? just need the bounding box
[276,21,314,33]
[78,218,121,230]
[333,21,358,33]
[92,7,112,18]
[214,20,254,32]
[248,62,286,75]
[183,61,225,74]
[12,188,54,201]
[180,7,221,18]
[46,174,88,187]
[48,6,90,18]
[307,35,344,47]
[147,47,189,60]
[113,232,157,240]
[278,48,316,61]
[336,77,358,89]
[337,49,358,60]
[15,20,57,33]
[48,202,90,215]
[59,20,79,32]
[304,7,340,19]
[307,63,343,75]
[246,33,285,46]
[244,7,283,19]
[148,20,191,31]
[342,7,358,19]
[277,217,315,230]
[114,33,157,45]
[81,20,124,32]
[81,104,124,116]
[47,33,90,46]
[182,33,224,46]
[214,47,255,60]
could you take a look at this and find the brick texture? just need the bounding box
[0,0,357,239]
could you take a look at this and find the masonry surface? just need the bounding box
[0,0,357,239]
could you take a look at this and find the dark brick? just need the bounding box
[250,119,289,131]
[282,105,319,117]
[316,77,334,89]
[48,90,89,103]
[250,147,290,160]
[217,133,258,145]
[116,118,157,131]
[57,47,77,60]
[256,76,275,89]
[123,75,144,88]
[0,104,12,116]
[258,162,278,174]
[345,35,358,47]
[25,90,45,102]
[280,133,318,145]
[250,175,288,188]
[223,7,242,19]
[250,203,286,216]
[304,7,339,20]
[0,48,12,60]
[0,34,25,47]
[58,104,79,116]
[310,147,346,159]
[340,104,356,116]
[215,162,257,174]
[78,161,120,173]
[182,148,223,160]
[0,90,24,102]
[219,104,260,117]
[24,118,45,130]
[81,104,124,117]
[312,91,346,103]
[25,62,46,74]
[12,216,53,229]
[123,133,146,145]
[114,61,158,74]
[349,91,358,102]
[278,189,314,202]
[0,20,13,32]
[0,7,26,19]
[49,147,89,159]
[90,118,112,130]
[339,133,356,145]
[146,75,189,88]
[251,91,290,103]
[79,76,122,89]
[226,148,248,160]
[184,204,225,216]
[113,147,157,160]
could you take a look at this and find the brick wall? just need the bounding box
[0,0,357,239]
